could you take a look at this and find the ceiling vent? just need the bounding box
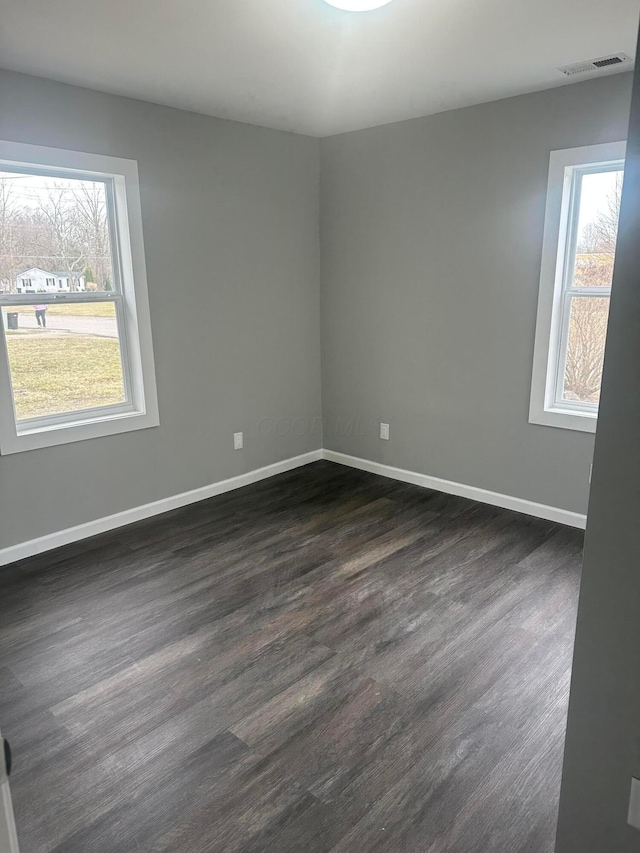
[558,53,632,77]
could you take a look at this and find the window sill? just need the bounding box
[0,407,159,455]
[529,406,597,434]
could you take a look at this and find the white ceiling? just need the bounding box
[1,0,639,137]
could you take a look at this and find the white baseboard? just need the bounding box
[0,449,323,567]
[0,446,586,568]
[322,449,587,530]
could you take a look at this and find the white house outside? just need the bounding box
[13,267,87,294]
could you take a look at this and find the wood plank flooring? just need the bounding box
[0,460,583,852]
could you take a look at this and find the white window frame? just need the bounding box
[529,140,626,433]
[0,140,159,454]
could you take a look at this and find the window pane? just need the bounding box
[562,295,610,404]
[0,169,116,294]
[572,169,623,288]
[2,302,126,421]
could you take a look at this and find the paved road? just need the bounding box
[14,312,118,338]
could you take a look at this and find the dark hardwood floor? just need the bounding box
[0,460,583,852]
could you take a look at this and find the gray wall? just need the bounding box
[556,53,640,852]
[0,70,322,550]
[0,68,633,552]
[320,73,633,515]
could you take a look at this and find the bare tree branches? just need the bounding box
[0,176,113,293]
[564,172,622,402]
[0,178,22,291]
[563,297,609,403]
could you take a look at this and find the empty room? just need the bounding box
[2,0,640,851]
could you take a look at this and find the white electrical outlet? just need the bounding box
[628,778,640,829]
[380,422,390,440]
[233,432,243,450]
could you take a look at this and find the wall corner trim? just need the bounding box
[0,449,323,567]
[322,449,587,530]
[0,446,586,568]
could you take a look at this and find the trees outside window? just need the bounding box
[530,141,625,433]
[0,141,158,455]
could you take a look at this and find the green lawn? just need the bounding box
[5,335,125,420]
[12,303,116,318]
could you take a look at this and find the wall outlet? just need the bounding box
[628,778,640,829]
[233,432,243,450]
[380,422,390,441]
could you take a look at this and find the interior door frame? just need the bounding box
[0,728,19,853]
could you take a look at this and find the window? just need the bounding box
[530,141,625,433]
[0,141,159,454]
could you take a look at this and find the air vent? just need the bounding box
[558,53,631,77]
[593,56,625,68]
